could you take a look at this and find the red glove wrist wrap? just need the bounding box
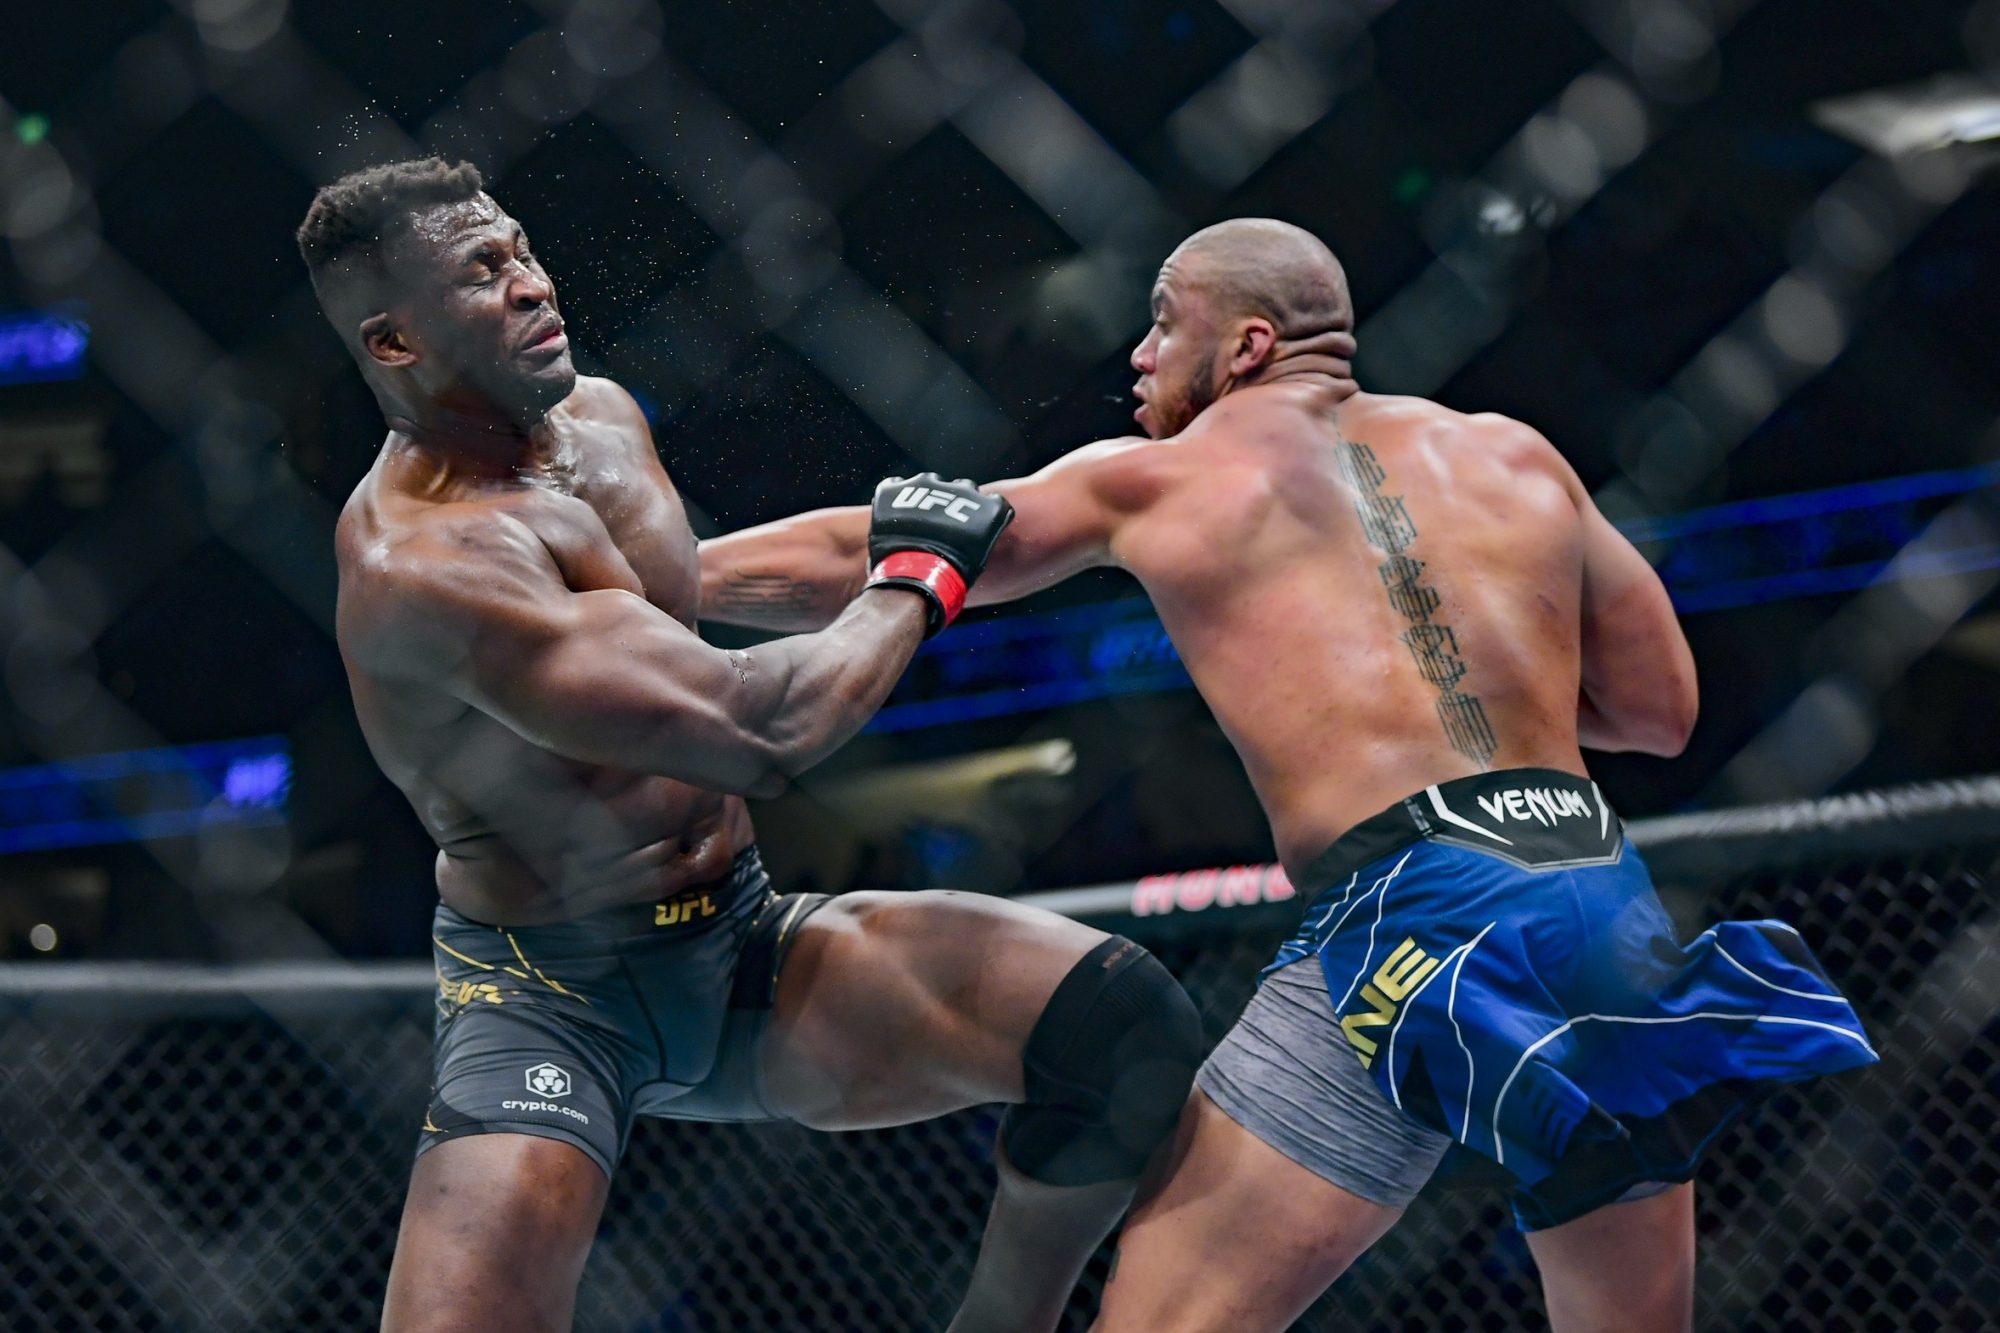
[868,552,968,630]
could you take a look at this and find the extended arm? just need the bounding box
[350,514,926,798]
[1573,491,1699,756]
[699,505,871,633]
[700,439,1154,631]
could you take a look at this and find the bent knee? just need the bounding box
[1003,938,1205,1186]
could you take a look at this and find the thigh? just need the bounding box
[382,1133,610,1333]
[420,1000,632,1179]
[1198,958,1452,1209]
[756,890,1109,1129]
[1091,1090,1406,1333]
[1526,1182,1696,1333]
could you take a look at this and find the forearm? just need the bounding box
[738,586,926,784]
[1576,691,1629,752]
[700,507,870,632]
[1576,687,1694,757]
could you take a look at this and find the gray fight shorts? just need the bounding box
[417,847,829,1178]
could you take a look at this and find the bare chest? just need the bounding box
[517,464,699,624]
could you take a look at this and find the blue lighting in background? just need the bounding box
[0,736,290,856]
[866,600,1189,733]
[1636,459,2000,613]
[0,309,89,386]
[866,463,2000,733]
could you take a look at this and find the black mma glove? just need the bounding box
[864,472,1015,637]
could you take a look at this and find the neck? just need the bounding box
[1234,329,1360,402]
[379,390,558,479]
[376,376,560,470]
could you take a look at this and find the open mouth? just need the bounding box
[523,322,567,353]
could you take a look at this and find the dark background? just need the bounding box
[2,0,1997,961]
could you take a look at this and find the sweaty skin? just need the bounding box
[698,218,1701,1333]
[699,347,1693,883]
[340,378,745,923]
[331,197,928,926]
[320,180,1159,1333]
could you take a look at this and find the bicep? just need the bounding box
[972,443,1138,605]
[1520,427,1688,694]
[360,529,779,792]
[464,589,775,789]
[1578,506,1681,674]
[1576,500,1698,745]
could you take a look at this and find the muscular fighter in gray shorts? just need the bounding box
[422,849,828,1175]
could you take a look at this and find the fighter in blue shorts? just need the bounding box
[702,218,1877,1330]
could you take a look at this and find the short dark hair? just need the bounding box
[295,157,485,294]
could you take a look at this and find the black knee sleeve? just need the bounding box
[999,936,1204,1187]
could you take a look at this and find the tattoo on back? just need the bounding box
[1336,440,1498,768]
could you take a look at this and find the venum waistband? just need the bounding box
[1298,768,1624,892]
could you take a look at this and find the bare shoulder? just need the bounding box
[1343,392,1528,446]
[1461,411,1588,506]
[1340,395,1584,520]
[1458,408,1559,458]
[1027,434,1186,510]
[563,374,675,477]
[558,374,642,426]
[338,506,559,675]
[1373,397,1581,496]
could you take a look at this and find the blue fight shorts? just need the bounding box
[1203,767,1878,1230]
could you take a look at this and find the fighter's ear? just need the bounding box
[359,313,418,369]
[1229,316,1279,377]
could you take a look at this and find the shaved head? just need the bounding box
[1165,218,1353,344]
[1130,218,1357,437]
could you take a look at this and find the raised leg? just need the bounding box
[756,890,1198,1333]
[380,1134,609,1333]
[1090,1089,1405,1333]
[1526,1182,1696,1333]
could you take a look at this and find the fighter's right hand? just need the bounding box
[864,473,1015,637]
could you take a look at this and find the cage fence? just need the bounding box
[1,777,1995,1332]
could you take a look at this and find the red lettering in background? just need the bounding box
[1128,863,1293,916]
[1176,868,1220,912]
[1218,865,1264,907]
[1131,877,1176,916]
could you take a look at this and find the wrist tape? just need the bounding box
[866,551,968,634]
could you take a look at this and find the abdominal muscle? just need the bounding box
[432,787,753,926]
[373,706,756,926]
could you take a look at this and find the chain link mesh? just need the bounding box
[2,833,1994,1331]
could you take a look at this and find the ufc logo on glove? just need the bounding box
[866,474,1014,636]
[891,486,983,522]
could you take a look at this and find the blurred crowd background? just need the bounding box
[2,0,1997,964]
